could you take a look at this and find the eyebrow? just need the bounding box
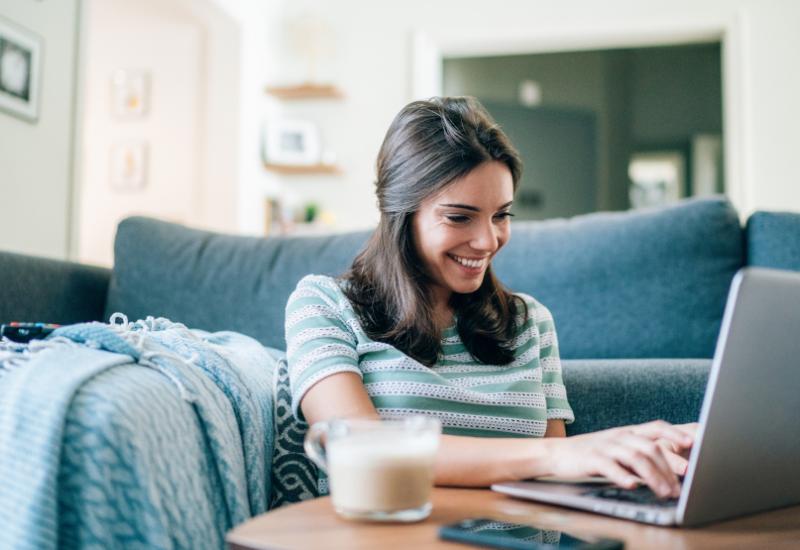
[438,201,513,212]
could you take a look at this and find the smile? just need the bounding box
[448,254,488,269]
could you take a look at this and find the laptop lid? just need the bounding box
[677,267,800,525]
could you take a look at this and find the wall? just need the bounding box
[630,44,722,144]
[77,0,201,266]
[263,0,800,231]
[76,0,241,266]
[0,0,81,259]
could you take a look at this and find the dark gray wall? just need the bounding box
[631,45,722,144]
[481,101,597,220]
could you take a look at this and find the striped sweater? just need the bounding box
[285,274,573,438]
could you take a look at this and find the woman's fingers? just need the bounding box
[629,420,694,449]
[594,458,641,490]
[658,440,690,475]
[606,435,680,497]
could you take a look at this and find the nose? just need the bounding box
[470,218,500,253]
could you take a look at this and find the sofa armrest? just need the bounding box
[0,251,110,324]
[562,359,711,436]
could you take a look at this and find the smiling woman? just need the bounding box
[339,97,525,368]
[284,97,694,498]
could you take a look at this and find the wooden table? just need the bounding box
[227,488,800,549]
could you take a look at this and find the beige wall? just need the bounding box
[0,0,81,259]
[75,0,242,267]
[76,0,205,266]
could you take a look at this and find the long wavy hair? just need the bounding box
[340,96,526,366]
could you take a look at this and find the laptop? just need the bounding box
[492,267,800,526]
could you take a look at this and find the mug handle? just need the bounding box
[304,421,330,473]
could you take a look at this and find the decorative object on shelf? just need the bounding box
[264,197,293,236]
[263,119,321,166]
[111,69,149,119]
[0,17,42,123]
[110,141,147,191]
[302,202,319,223]
[265,83,344,100]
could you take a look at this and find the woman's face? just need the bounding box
[412,161,514,306]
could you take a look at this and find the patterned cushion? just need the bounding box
[269,357,328,508]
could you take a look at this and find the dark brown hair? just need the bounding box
[341,96,526,366]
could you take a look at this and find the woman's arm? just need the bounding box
[301,372,693,498]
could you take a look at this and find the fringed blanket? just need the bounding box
[0,315,276,550]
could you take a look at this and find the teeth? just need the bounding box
[451,254,485,269]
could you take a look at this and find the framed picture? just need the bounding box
[111,69,149,119]
[0,17,42,122]
[263,119,321,166]
[110,141,148,191]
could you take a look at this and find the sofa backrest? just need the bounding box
[492,196,744,359]
[106,218,370,351]
[746,211,800,271]
[107,196,745,358]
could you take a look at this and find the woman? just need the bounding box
[285,96,693,499]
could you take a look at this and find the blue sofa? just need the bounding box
[0,196,798,548]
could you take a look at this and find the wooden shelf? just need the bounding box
[264,163,342,175]
[265,83,344,100]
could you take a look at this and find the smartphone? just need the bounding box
[438,518,624,550]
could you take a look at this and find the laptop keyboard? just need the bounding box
[582,485,678,508]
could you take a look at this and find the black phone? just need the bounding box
[438,518,624,550]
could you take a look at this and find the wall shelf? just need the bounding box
[265,83,344,100]
[264,162,342,175]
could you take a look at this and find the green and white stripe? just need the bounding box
[285,274,574,438]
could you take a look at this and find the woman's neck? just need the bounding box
[432,301,454,331]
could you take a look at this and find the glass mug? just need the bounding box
[304,416,441,522]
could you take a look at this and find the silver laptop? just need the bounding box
[492,267,800,526]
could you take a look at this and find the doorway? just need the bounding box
[443,43,723,220]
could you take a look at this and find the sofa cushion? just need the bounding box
[561,359,711,436]
[746,210,800,271]
[492,197,744,359]
[106,217,370,350]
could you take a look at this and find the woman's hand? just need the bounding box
[655,422,698,476]
[544,420,695,498]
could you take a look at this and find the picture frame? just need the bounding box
[110,141,148,191]
[0,17,42,122]
[263,119,321,166]
[111,69,149,119]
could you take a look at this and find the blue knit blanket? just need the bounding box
[0,316,277,550]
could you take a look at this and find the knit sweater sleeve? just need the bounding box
[284,275,361,420]
[518,293,575,424]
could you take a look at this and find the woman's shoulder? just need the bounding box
[512,292,555,324]
[288,274,348,306]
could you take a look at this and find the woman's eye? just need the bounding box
[494,212,515,221]
[446,215,470,224]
